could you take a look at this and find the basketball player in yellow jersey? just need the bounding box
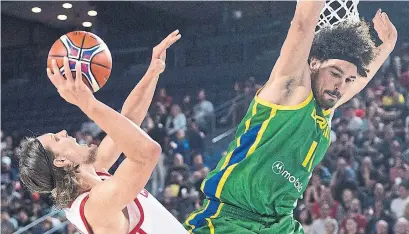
[185,1,397,233]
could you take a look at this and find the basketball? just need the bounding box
[47,31,112,92]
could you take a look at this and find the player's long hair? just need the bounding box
[18,137,81,208]
[310,19,377,77]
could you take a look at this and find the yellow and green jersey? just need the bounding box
[201,91,332,216]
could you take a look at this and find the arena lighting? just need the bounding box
[62,3,72,9]
[233,10,242,19]
[57,15,67,20]
[88,10,97,16]
[82,22,92,27]
[31,7,41,13]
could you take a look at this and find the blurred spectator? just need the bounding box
[32,217,60,234]
[150,152,166,197]
[1,209,17,234]
[187,119,205,154]
[145,113,167,147]
[382,82,405,110]
[310,202,332,234]
[165,104,187,136]
[341,217,359,234]
[66,223,81,234]
[152,101,168,126]
[364,183,387,212]
[169,130,191,164]
[16,208,31,227]
[182,95,193,117]
[375,220,389,234]
[390,180,409,218]
[193,89,214,133]
[295,205,312,233]
[345,106,364,133]
[1,155,13,184]
[190,153,209,200]
[389,157,407,185]
[400,65,409,90]
[304,172,322,210]
[404,203,409,221]
[340,198,368,234]
[325,218,339,234]
[169,153,190,182]
[357,157,380,191]
[160,187,178,217]
[394,217,409,234]
[311,185,343,221]
[366,201,395,234]
[155,88,173,109]
[330,158,357,201]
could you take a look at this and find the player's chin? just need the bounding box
[85,145,98,164]
[322,98,337,109]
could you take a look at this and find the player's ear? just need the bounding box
[53,157,70,167]
[309,58,321,71]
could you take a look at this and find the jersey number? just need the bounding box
[302,141,318,172]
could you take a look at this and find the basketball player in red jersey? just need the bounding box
[18,30,188,234]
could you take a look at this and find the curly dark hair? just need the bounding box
[310,19,377,77]
[18,137,81,209]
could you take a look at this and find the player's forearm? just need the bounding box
[363,43,395,82]
[354,43,393,86]
[81,97,161,162]
[292,0,325,29]
[121,67,160,126]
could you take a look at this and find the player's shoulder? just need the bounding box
[85,171,114,209]
[65,192,90,212]
[259,64,312,107]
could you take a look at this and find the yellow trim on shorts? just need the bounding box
[206,218,215,234]
[255,88,313,110]
[210,203,224,218]
[215,108,277,199]
[185,200,210,232]
[206,203,223,234]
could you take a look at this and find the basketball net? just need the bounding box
[315,0,360,33]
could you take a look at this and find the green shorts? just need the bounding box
[184,199,304,234]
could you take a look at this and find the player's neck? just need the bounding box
[77,164,102,192]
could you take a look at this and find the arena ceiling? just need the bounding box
[1,1,409,31]
[1,1,96,28]
[1,1,294,29]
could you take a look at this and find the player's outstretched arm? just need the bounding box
[259,0,324,102]
[333,9,397,109]
[47,59,161,213]
[93,30,181,172]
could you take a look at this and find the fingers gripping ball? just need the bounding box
[47,31,112,92]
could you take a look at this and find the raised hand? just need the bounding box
[46,57,95,110]
[149,29,181,75]
[373,9,397,49]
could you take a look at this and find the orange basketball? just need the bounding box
[47,31,112,92]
